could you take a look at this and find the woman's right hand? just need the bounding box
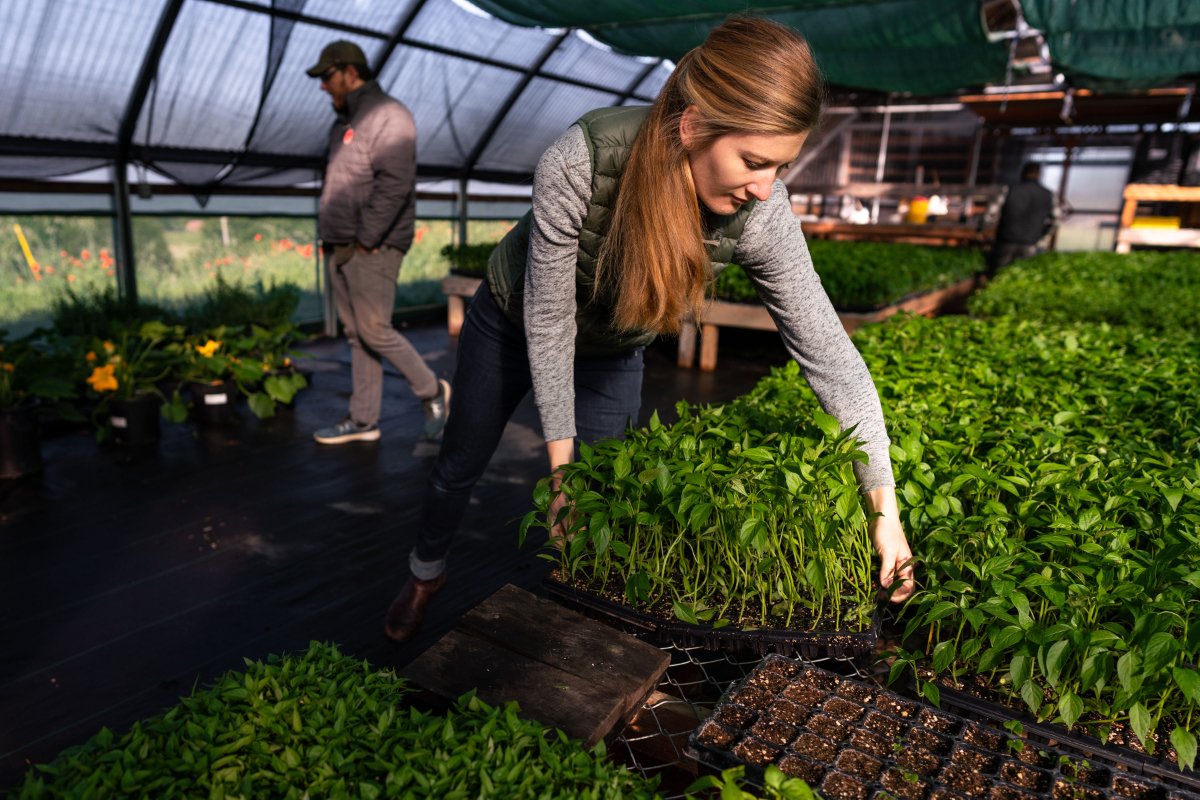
[546,439,575,545]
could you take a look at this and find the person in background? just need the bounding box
[987,161,1057,278]
[307,41,450,445]
[383,17,915,643]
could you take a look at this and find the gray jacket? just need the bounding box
[318,81,416,252]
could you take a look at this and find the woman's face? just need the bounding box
[680,106,808,215]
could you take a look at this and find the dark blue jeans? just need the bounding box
[409,284,643,579]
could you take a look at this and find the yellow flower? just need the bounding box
[102,340,115,354]
[283,357,292,367]
[196,339,221,358]
[87,364,119,392]
[85,351,97,362]
[262,362,271,373]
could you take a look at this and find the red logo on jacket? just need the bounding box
[343,128,355,145]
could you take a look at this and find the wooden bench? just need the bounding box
[678,275,981,371]
[441,274,483,336]
[401,583,670,747]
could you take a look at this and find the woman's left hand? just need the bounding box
[864,486,915,603]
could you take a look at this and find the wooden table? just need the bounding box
[401,584,670,747]
[441,274,483,336]
[678,276,981,371]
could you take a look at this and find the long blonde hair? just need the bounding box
[595,16,825,334]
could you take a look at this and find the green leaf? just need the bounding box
[1044,639,1071,688]
[1009,654,1031,688]
[1117,651,1140,694]
[993,625,1024,650]
[247,392,275,419]
[1020,679,1042,715]
[932,640,956,674]
[1162,487,1184,511]
[1172,667,1200,703]
[812,410,841,439]
[1143,632,1178,675]
[672,600,699,625]
[1058,691,1083,729]
[1171,726,1198,772]
[1129,702,1153,754]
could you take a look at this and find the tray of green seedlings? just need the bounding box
[526,395,886,660]
[687,655,1200,800]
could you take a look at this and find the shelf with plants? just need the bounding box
[525,386,888,659]
[680,240,985,371]
[1115,184,1200,253]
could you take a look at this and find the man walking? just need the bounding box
[987,161,1058,278]
[307,41,449,444]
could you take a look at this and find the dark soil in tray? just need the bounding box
[546,569,877,648]
[687,655,1200,800]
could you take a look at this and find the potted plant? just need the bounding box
[228,322,309,420]
[84,322,186,445]
[0,330,80,477]
[176,327,261,426]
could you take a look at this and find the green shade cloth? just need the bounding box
[469,0,1011,95]
[1021,0,1200,90]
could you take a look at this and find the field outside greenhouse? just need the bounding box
[2,216,516,336]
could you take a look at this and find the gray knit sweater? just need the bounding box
[524,124,894,491]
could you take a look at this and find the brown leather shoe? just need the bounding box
[383,572,447,642]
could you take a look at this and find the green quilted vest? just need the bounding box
[486,105,756,357]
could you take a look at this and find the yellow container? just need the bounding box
[906,197,930,225]
[1129,216,1181,229]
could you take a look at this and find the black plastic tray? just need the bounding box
[686,655,1200,800]
[544,576,879,660]
[912,678,1200,795]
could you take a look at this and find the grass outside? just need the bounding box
[2,216,515,336]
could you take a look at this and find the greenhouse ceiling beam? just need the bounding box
[199,0,655,102]
[461,30,572,182]
[615,58,665,106]
[111,0,187,307]
[374,0,430,79]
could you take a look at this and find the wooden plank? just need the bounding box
[441,275,482,336]
[699,324,719,372]
[446,295,465,336]
[677,320,697,368]
[1123,184,1200,203]
[403,584,669,747]
[441,274,483,297]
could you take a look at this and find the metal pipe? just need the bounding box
[870,99,892,223]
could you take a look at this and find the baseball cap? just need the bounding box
[306,41,368,77]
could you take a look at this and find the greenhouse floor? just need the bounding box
[0,319,786,789]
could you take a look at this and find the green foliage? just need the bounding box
[839,314,1200,767]
[178,274,301,330]
[441,241,500,277]
[0,330,79,415]
[712,240,984,311]
[968,249,1200,332]
[14,641,669,799]
[524,375,879,634]
[49,286,178,339]
[687,765,817,799]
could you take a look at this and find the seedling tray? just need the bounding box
[686,655,1200,800]
[909,679,1200,796]
[544,575,879,660]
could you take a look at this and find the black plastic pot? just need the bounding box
[108,394,161,446]
[189,380,236,426]
[0,402,42,478]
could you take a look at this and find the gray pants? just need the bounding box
[327,246,438,425]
